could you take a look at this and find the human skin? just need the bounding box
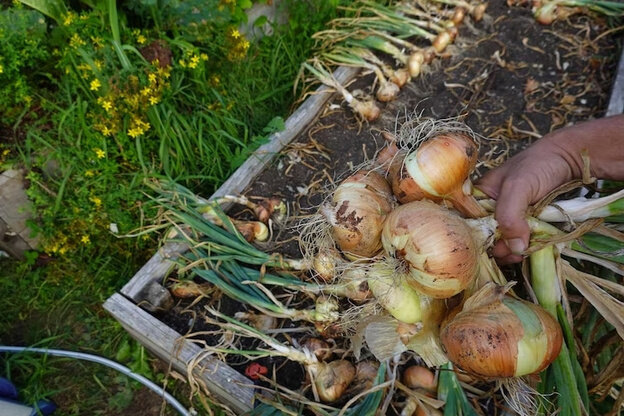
[476,114,624,263]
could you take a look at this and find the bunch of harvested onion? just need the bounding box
[298,0,488,121]
[151,111,624,415]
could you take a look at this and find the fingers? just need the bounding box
[493,178,533,260]
[475,165,507,199]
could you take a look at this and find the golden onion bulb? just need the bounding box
[381,201,479,298]
[440,293,563,378]
[310,360,356,402]
[403,365,437,392]
[387,132,486,218]
[322,170,394,259]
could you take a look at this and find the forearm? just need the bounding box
[541,114,624,181]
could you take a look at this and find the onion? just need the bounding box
[381,201,480,298]
[169,280,212,298]
[231,219,269,242]
[322,170,394,259]
[309,360,356,402]
[432,27,458,53]
[353,360,380,392]
[403,365,437,392]
[376,80,401,103]
[367,261,425,324]
[387,132,486,218]
[303,338,333,361]
[440,283,563,378]
[233,311,278,331]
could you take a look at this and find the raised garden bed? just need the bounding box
[105,3,624,414]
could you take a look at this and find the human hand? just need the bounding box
[476,115,624,263]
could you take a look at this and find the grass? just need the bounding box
[0,0,346,414]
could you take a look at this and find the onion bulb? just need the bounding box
[440,283,563,378]
[303,338,333,361]
[353,360,379,392]
[309,360,356,402]
[403,365,437,392]
[322,170,394,259]
[377,79,401,103]
[381,201,480,298]
[367,261,425,324]
[233,311,278,331]
[387,132,486,218]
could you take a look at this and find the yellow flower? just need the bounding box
[191,55,200,64]
[179,59,186,68]
[81,235,91,244]
[148,73,157,83]
[94,59,103,70]
[85,170,95,177]
[70,33,86,48]
[100,99,113,112]
[149,96,160,105]
[0,64,3,74]
[94,148,106,159]
[231,28,241,39]
[200,53,208,61]
[2,149,9,156]
[141,87,152,96]
[90,196,102,208]
[100,125,113,136]
[137,34,147,45]
[188,61,198,69]
[63,12,76,26]
[90,79,101,91]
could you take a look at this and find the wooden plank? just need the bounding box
[103,293,255,414]
[121,66,360,302]
[606,49,624,116]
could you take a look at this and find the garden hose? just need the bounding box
[0,346,193,416]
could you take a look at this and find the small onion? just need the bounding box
[322,170,394,259]
[309,360,356,402]
[381,201,479,298]
[232,219,269,242]
[353,360,379,392]
[377,80,401,102]
[403,365,437,392]
[440,285,563,378]
[388,132,486,218]
[234,311,277,331]
[388,68,411,88]
[303,338,333,361]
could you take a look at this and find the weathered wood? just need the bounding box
[121,66,360,303]
[0,169,39,258]
[121,241,186,302]
[103,293,255,414]
[606,49,624,116]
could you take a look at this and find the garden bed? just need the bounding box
[105,2,623,414]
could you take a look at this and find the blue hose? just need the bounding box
[0,346,193,416]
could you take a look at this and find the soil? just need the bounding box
[151,2,620,414]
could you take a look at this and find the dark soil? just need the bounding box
[152,2,620,413]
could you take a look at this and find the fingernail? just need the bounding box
[505,238,526,255]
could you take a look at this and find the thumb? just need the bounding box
[494,179,532,255]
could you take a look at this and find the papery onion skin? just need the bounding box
[440,296,563,378]
[324,170,394,258]
[381,201,479,298]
